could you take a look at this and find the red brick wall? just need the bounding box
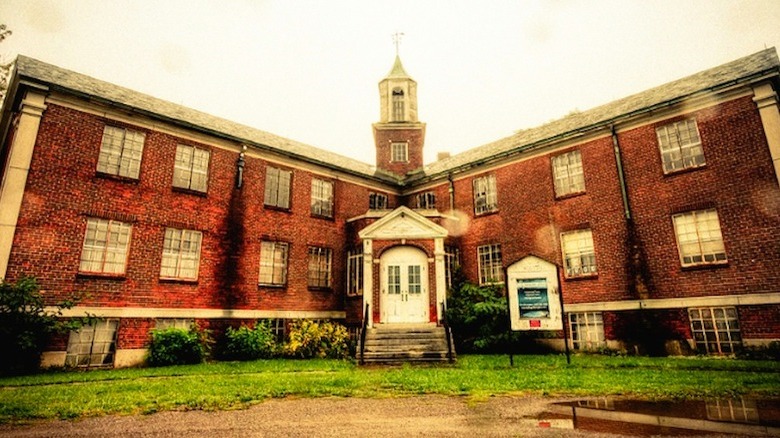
[373,126,424,175]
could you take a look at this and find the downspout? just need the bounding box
[611,125,631,220]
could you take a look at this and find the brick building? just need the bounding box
[0,48,779,368]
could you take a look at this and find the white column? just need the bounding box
[0,91,47,280]
[753,82,780,187]
[362,239,373,328]
[434,237,446,323]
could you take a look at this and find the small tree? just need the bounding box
[0,277,86,375]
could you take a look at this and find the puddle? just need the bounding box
[529,397,780,436]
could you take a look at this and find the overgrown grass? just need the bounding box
[1,355,778,423]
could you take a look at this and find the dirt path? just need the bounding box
[0,395,606,437]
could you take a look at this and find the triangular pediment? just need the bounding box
[358,206,448,240]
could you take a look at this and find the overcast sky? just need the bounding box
[2,0,780,164]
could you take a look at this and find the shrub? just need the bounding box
[221,321,278,361]
[0,277,87,375]
[283,320,349,359]
[446,272,511,354]
[147,326,209,366]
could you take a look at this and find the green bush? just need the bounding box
[446,272,511,353]
[283,320,349,359]
[147,326,209,366]
[0,277,86,375]
[221,321,278,360]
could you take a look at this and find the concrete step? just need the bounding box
[358,324,456,364]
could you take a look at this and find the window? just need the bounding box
[264,167,292,209]
[173,145,210,192]
[307,246,332,289]
[656,119,705,173]
[473,174,498,215]
[259,241,289,286]
[445,246,460,289]
[388,265,401,294]
[477,244,503,285]
[689,307,741,354]
[96,126,145,179]
[346,249,363,296]
[569,312,605,350]
[706,398,758,424]
[160,228,202,280]
[391,142,408,162]
[155,318,194,330]
[672,209,727,266]
[416,192,436,209]
[561,229,597,278]
[392,88,405,121]
[311,178,334,218]
[79,218,132,275]
[369,192,388,209]
[265,318,287,343]
[65,319,118,368]
[552,150,585,197]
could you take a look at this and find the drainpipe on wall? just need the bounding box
[611,125,631,221]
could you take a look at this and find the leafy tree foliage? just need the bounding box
[0,24,13,105]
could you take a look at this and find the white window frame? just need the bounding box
[416,192,436,209]
[65,319,119,368]
[392,88,405,122]
[369,192,388,210]
[552,150,585,197]
[259,241,289,286]
[561,229,597,278]
[155,318,194,330]
[311,178,334,218]
[79,218,132,275]
[346,249,363,296]
[477,244,503,285]
[444,246,460,289]
[689,307,742,355]
[656,119,705,173]
[672,209,727,267]
[173,144,210,192]
[391,142,409,162]
[96,126,145,179]
[473,174,498,215]
[160,228,202,280]
[308,246,332,289]
[264,167,292,209]
[569,312,605,350]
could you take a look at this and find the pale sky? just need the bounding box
[2,0,780,165]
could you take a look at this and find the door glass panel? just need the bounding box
[388,265,401,294]
[408,265,421,294]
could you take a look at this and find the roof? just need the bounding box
[384,55,413,80]
[12,55,401,184]
[414,47,780,182]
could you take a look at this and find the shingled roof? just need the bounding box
[12,55,401,184]
[413,47,780,182]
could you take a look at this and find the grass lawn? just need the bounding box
[0,354,778,423]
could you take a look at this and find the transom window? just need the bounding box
[264,167,292,209]
[391,142,408,162]
[97,126,145,179]
[656,119,705,173]
[369,192,388,210]
[307,246,332,289]
[561,229,597,278]
[346,249,363,296]
[392,88,405,122]
[160,228,202,280]
[173,145,210,192]
[416,192,436,209]
[689,307,741,355]
[552,150,585,197]
[672,209,727,266]
[477,244,503,285]
[259,241,289,286]
[311,178,334,218]
[79,218,132,275]
[473,174,498,215]
[569,312,605,350]
[65,319,118,368]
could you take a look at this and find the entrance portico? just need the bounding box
[356,207,449,327]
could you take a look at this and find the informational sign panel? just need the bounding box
[507,256,562,331]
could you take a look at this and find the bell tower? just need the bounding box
[373,36,426,176]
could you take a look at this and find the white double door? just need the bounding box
[380,246,429,323]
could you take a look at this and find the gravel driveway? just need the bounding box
[0,395,608,437]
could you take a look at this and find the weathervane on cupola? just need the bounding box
[372,32,426,176]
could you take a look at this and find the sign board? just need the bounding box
[507,256,562,331]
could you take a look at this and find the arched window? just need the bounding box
[392,88,405,121]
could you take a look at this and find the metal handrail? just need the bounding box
[440,302,454,363]
[359,303,369,365]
